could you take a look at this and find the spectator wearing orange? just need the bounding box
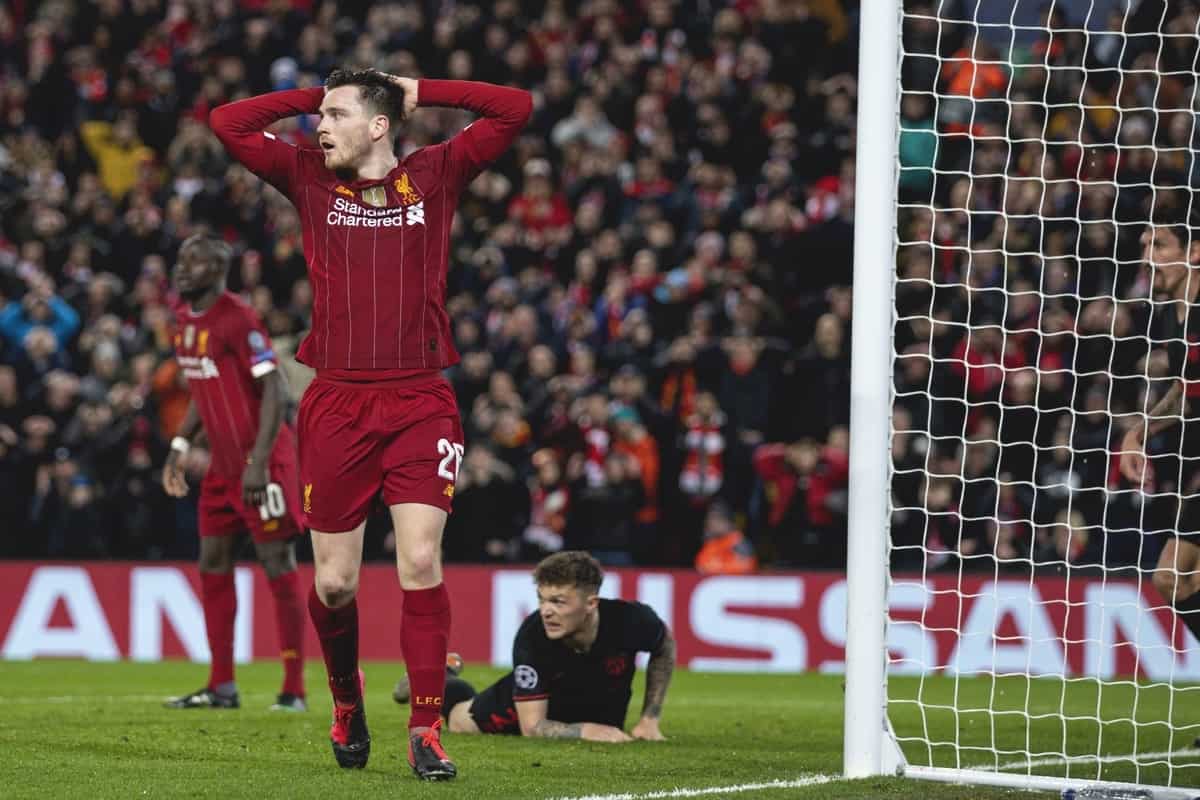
[695,503,757,575]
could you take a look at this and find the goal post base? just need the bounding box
[900,764,1198,800]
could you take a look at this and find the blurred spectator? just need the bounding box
[694,502,758,575]
[443,444,526,563]
[565,451,644,566]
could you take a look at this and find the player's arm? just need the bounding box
[209,87,323,190]
[242,369,286,509]
[401,78,532,185]
[515,698,632,743]
[1120,376,1184,482]
[163,400,202,498]
[632,630,676,741]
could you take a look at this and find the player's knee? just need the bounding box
[447,702,480,734]
[198,542,233,573]
[314,574,358,608]
[256,543,296,579]
[398,540,440,584]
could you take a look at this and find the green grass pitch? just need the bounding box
[1,660,1197,799]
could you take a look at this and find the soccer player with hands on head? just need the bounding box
[394,551,676,744]
[162,233,307,714]
[210,68,531,779]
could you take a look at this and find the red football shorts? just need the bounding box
[297,374,464,532]
[198,425,303,542]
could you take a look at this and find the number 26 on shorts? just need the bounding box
[437,438,464,481]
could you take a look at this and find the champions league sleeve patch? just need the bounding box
[514,664,539,690]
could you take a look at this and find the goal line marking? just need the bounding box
[549,774,839,800]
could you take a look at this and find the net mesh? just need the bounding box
[887,0,1200,788]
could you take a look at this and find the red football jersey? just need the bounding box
[210,80,532,372]
[174,292,281,477]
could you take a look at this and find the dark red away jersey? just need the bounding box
[209,80,532,371]
[173,292,279,476]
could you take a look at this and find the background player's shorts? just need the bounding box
[198,428,302,542]
[468,672,521,735]
[466,671,630,734]
[298,374,464,532]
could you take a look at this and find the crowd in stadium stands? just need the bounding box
[892,1,1200,575]
[0,0,860,569]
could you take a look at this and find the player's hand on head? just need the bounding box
[241,459,268,508]
[580,723,633,743]
[162,452,189,498]
[386,75,419,117]
[631,717,666,741]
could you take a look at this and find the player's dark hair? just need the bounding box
[179,233,232,274]
[533,551,604,596]
[1150,190,1200,256]
[324,68,406,130]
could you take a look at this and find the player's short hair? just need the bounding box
[179,233,232,274]
[1150,189,1200,253]
[324,68,406,129]
[533,551,604,596]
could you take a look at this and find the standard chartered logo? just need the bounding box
[326,197,425,228]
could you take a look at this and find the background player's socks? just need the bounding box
[269,570,306,698]
[200,571,237,690]
[1174,590,1200,644]
[307,586,360,706]
[440,677,477,723]
[401,583,451,730]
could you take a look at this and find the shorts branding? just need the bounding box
[514,664,538,690]
[303,483,313,514]
[443,484,455,498]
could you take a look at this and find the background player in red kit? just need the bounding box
[210,70,531,779]
[161,234,307,712]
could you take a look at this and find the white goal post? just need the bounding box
[846,1,1200,797]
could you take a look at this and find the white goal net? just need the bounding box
[851,0,1200,795]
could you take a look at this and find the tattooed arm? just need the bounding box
[631,631,676,741]
[516,697,632,742]
[1121,378,1184,483]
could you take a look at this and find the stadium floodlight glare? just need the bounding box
[846,2,1200,797]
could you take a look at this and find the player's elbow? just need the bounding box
[207,103,238,144]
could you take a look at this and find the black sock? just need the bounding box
[441,676,477,722]
[1174,591,1200,644]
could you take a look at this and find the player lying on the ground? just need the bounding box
[394,551,676,742]
[162,234,307,712]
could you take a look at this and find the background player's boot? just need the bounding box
[269,693,307,712]
[393,652,462,704]
[408,718,457,781]
[329,670,369,768]
[164,687,240,709]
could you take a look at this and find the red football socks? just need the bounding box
[401,583,452,730]
[307,586,361,706]
[200,571,237,689]
[268,570,305,697]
